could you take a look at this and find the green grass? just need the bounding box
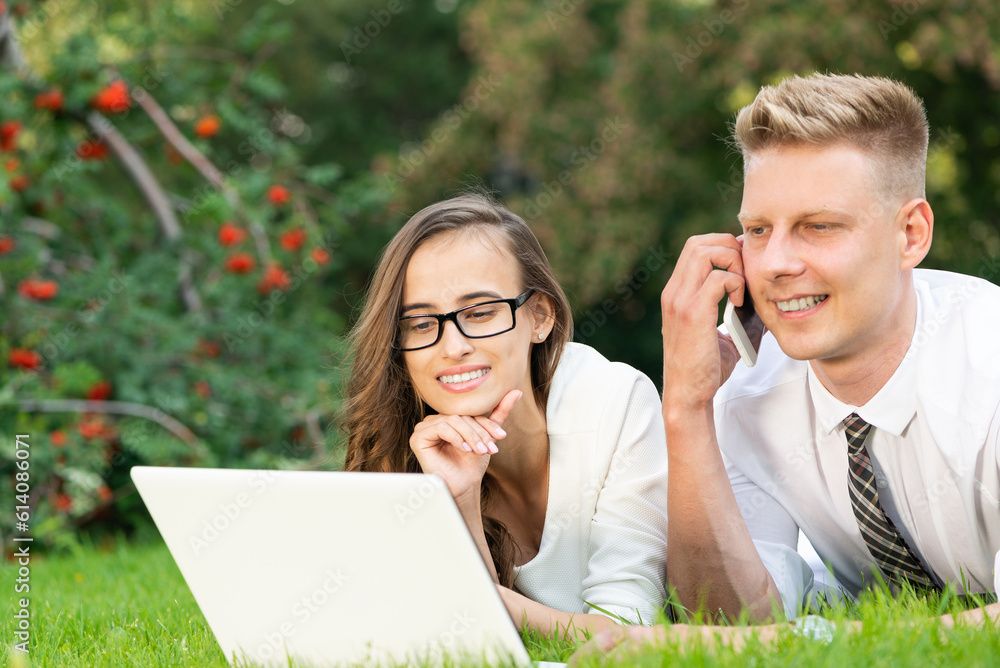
[2,539,998,666]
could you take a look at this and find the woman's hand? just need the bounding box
[409,389,522,507]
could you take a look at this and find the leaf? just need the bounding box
[53,361,103,397]
[303,163,344,187]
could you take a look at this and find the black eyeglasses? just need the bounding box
[395,289,535,351]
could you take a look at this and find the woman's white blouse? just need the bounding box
[511,342,669,625]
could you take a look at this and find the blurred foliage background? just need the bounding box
[1,0,998,550]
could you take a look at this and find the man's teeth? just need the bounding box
[438,368,489,384]
[776,295,828,312]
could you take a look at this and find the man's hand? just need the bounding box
[661,233,746,412]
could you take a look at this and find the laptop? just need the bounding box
[131,466,541,667]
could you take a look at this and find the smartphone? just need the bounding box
[723,288,764,367]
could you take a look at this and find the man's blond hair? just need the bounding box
[732,73,929,205]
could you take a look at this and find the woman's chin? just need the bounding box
[427,392,500,418]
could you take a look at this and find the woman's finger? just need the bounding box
[451,415,497,455]
[412,420,471,453]
[487,389,522,428]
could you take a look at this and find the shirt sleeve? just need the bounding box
[579,372,669,626]
[994,549,999,594]
[726,456,814,619]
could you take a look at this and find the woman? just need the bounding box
[343,193,668,637]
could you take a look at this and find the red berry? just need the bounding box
[257,262,291,294]
[218,222,247,247]
[0,120,21,151]
[279,227,306,251]
[78,417,105,440]
[0,236,14,254]
[266,185,291,206]
[87,380,113,401]
[50,430,67,447]
[76,139,108,161]
[91,81,131,114]
[164,142,184,166]
[97,485,114,503]
[17,278,59,300]
[34,89,65,112]
[194,114,221,138]
[195,339,221,358]
[8,348,42,370]
[54,493,73,513]
[224,252,256,274]
[310,247,331,265]
[10,174,29,191]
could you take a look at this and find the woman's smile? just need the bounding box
[437,365,492,392]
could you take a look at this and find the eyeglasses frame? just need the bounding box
[395,289,536,351]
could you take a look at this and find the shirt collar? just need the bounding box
[809,295,921,437]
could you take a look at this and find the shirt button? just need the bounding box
[876,477,888,489]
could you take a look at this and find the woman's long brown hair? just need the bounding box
[342,193,573,587]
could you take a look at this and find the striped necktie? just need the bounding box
[844,413,937,589]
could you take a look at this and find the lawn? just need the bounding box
[2,539,998,667]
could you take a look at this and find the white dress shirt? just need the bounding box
[511,342,669,625]
[716,269,1000,618]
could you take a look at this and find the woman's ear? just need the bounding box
[529,293,556,341]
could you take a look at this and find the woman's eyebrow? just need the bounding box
[401,291,503,314]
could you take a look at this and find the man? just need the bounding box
[660,73,1000,622]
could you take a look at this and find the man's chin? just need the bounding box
[770,332,828,363]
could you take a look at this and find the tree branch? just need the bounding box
[16,398,204,449]
[0,12,204,314]
[131,86,273,265]
[88,110,202,312]
[133,88,226,188]
[305,406,328,465]
[0,6,27,72]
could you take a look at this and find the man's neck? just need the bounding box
[809,283,918,407]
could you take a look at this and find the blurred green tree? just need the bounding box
[391,0,1000,381]
[0,0,399,549]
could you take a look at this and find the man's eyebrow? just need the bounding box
[737,207,853,225]
[798,206,852,219]
[737,212,764,225]
[401,290,503,314]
